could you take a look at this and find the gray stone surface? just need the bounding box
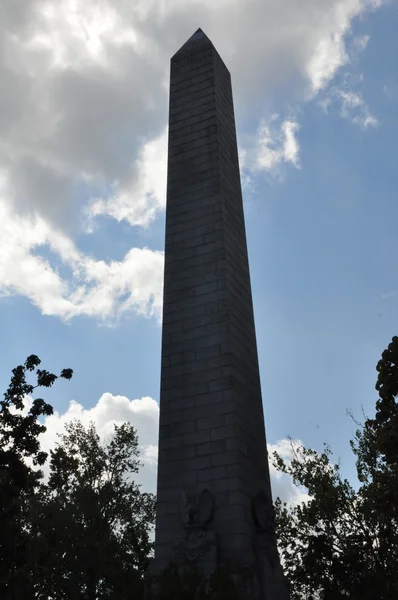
[149,28,289,599]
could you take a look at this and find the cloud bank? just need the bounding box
[0,0,384,322]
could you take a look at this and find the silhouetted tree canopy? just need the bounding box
[32,419,156,599]
[0,355,73,598]
[0,356,155,600]
[2,338,398,599]
[273,336,398,599]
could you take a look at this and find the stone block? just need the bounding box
[196,414,225,430]
[208,376,232,391]
[183,429,211,445]
[197,465,226,482]
[170,351,195,365]
[217,504,247,522]
[164,445,196,461]
[156,501,178,517]
[170,420,196,436]
[210,425,237,441]
[210,450,241,467]
[193,399,230,418]
[182,311,227,331]
[155,486,181,502]
[154,527,178,546]
[215,515,250,538]
[194,323,228,340]
[227,490,251,506]
[160,409,188,426]
[225,476,246,492]
[195,345,221,359]
[210,478,228,494]
[195,331,230,348]
[196,439,226,456]
[194,281,218,296]
[219,533,253,554]
[192,301,219,317]
[161,470,197,489]
[159,459,187,476]
[226,463,245,478]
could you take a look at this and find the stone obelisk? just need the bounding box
[150,29,289,599]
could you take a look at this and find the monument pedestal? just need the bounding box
[145,561,289,600]
[146,488,289,599]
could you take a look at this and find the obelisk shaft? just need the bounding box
[152,29,288,599]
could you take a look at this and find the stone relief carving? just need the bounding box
[179,488,213,528]
[173,488,218,579]
[252,490,276,535]
[252,490,290,599]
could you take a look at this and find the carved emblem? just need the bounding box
[173,488,218,574]
[179,488,214,528]
[252,491,290,599]
[252,490,276,535]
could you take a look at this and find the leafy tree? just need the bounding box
[362,336,398,518]
[0,355,73,599]
[273,336,398,600]
[32,419,156,599]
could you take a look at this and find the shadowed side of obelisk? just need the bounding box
[150,29,289,599]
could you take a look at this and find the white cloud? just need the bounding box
[259,119,300,170]
[303,5,375,97]
[268,438,311,507]
[306,30,371,98]
[85,128,168,230]
[35,392,160,493]
[382,290,396,300]
[0,0,386,321]
[337,89,379,128]
[351,34,370,54]
[383,82,398,99]
[241,116,300,178]
[320,80,379,129]
[0,198,164,322]
[306,31,348,97]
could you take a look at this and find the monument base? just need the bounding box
[146,489,290,599]
[144,557,290,600]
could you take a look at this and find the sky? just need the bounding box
[0,0,397,504]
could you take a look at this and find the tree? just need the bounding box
[0,355,73,599]
[362,336,398,518]
[273,336,398,600]
[32,419,156,599]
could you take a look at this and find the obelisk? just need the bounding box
[150,29,289,599]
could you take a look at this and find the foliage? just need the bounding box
[362,335,398,516]
[32,419,156,599]
[0,356,155,600]
[4,336,398,599]
[273,336,398,600]
[0,355,73,599]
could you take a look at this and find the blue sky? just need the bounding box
[0,0,397,499]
